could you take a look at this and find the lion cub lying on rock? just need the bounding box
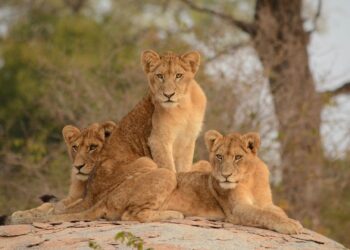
[11,122,184,224]
[10,123,302,234]
[163,130,303,234]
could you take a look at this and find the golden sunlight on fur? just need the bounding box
[10,122,184,224]
[10,122,117,221]
[142,50,206,172]
[161,130,303,234]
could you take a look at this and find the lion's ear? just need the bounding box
[242,132,261,155]
[141,50,160,73]
[101,121,117,138]
[181,51,200,74]
[204,130,223,152]
[62,125,80,145]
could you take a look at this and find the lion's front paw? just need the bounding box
[53,202,67,214]
[273,218,303,234]
[10,210,34,224]
[12,203,55,220]
[11,210,27,219]
[164,211,184,220]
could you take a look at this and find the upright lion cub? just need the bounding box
[142,50,206,172]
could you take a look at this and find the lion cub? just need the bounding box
[8,122,117,222]
[142,50,206,172]
[163,130,303,234]
[10,122,183,224]
[53,121,118,212]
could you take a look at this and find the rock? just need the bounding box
[0,224,33,237]
[26,236,47,247]
[0,218,346,249]
[32,222,54,230]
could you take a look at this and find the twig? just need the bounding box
[323,81,350,97]
[180,0,256,35]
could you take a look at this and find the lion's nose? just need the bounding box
[75,164,85,171]
[222,173,232,179]
[163,92,175,99]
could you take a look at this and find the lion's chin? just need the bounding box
[219,181,238,190]
[76,174,89,181]
[161,101,178,108]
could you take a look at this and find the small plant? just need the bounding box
[115,231,153,250]
[88,240,103,250]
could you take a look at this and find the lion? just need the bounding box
[161,130,303,234]
[10,122,184,224]
[10,126,302,235]
[54,121,120,211]
[142,50,206,172]
[8,122,118,222]
[81,50,206,174]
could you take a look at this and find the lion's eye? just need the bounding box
[72,145,78,152]
[175,73,183,79]
[156,74,164,80]
[235,155,242,161]
[216,154,223,161]
[89,144,98,151]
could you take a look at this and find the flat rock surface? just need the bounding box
[0,217,346,250]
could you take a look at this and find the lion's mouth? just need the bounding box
[222,180,239,184]
[77,172,89,176]
[162,99,178,107]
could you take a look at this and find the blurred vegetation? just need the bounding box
[0,0,349,247]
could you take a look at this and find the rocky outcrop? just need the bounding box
[0,217,346,249]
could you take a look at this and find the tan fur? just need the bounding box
[55,121,118,212]
[10,123,183,224]
[143,50,206,172]
[163,131,303,234]
[10,122,117,220]
[191,160,212,172]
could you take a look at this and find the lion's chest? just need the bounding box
[150,91,206,172]
[173,113,202,144]
[152,102,204,141]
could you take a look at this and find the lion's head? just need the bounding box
[62,121,117,181]
[204,130,261,190]
[141,50,200,108]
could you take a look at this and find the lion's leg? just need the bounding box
[11,203,55,221]
[130,157,158,170]
[228,203,302,234]
[10,200,106,224]
[263,204,288,218]
[47,201,106,223]
[191,160,212,172]
[174,140,195,172]
[148,134,176,171]
[53,197,92,214]
[54,175,87,213]
[118,167,179,223]
[122,209,183,222]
